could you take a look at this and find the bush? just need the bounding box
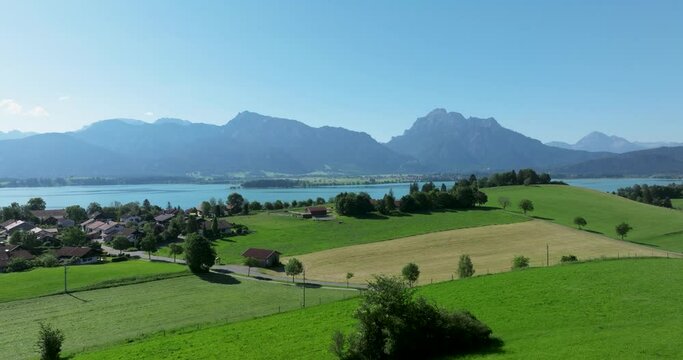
[512,255,530,270]
[6,257,32,272]
[37,323,64,360]
[458,254,475,278]
[331,275,496,359]
[561,255,578,263]
[37,254,60,268]
[110,256,129,263]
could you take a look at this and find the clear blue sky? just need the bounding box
[1,0,681,143]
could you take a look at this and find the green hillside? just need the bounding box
[1,273,352,360]
[74,258,683,359]
[0,260,187,303]
[483,185,683,252]
[182,209,526,264]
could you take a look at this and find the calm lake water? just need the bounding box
[0,178,681,209]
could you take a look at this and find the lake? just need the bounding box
[0,178,681,209]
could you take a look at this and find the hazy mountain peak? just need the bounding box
[155,118,193,126]
[548,131,642,153]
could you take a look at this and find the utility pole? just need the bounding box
[64,262,68,293]
[302,269,306,308]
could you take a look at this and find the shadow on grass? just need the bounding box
[66,292,89,303]
[627,240,661,248]
[196,272,241,285]
[433,337,506,359]
[295,282,322,289]
[532,215,554,221]
[584,229,604,235]
[353,213,390,220]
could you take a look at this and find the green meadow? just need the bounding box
[201,208,527,264]
[0,273,352,360]
[73,258,683,359]
[672,198,683,210]
[0,260,187,303]
[483,185,683,252]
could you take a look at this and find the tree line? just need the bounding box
[615,183,683,208]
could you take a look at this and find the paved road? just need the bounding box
[102,245,366,290]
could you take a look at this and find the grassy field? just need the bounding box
[183,208,527,264]
[73,258,683,359]
[0,260,187,303]
[483,185,683,252]
[672,198,683,210]
[0,273,353,360]
[292,220,678,284]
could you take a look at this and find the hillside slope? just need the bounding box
[73,258,683,359]
[483,185,683,252]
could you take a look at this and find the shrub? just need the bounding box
[331,275,496,359]
[37,254,60,268]
[401,262,420,287]
[110,256,128,263]
[561,255,578,263]
[512,255,530,270]
[7,257,32,272]
[458,254,475,278]
[573,217,587,229]
[37,323,64,360]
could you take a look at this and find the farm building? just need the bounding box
[0,243,35,272]
[53,247,100,265]
[305,206,328,218]
[241,248,281,267]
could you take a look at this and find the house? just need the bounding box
[202,220,233,234]
[0,243,35,272]
[57,218,76,228]
[120,215,142,224]
[53,247,100,265]
[98,222,124,236]
[241,248,281,267]
[80,218,96,230]
[4,220,35,234]
[30,209,67,225]
[305,206,328,218]
[84,220,106,233]
[30,227,58,244]
[103,227,140,243]
[154,213,175,224]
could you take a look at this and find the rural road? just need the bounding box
[101,245,367,290]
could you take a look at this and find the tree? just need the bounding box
[518,199,534,215]
[285,258,304,282]
[330,275,495,359]
[227,193,245,215]
[37,323,64,360]
[497,196,511,210]
[185,215,199,234]
[60,227,88,247]
[244,257,260,277]
[458,254,475,278]
[401,262,420,287]
[615,222,633,240]
[316,197,326,205]
[346,272,354,288]
[573,216,587,230]
[139,233,158,260]
[27,197,46,211]
[200,201,212,218]
[409,182,419,194]
[250,201,262,211]
[7,257,32,272]
[242,202,250,215]
[65,205,88,223]
[111,236,130,255]
[87,202,103,215]
[184,233,216,273]
[474,191,488,206]
[334,192,374,217]
[37,253,60,268]
[169,243,184,263]
[211,216,219,238]
[512,255,530,269]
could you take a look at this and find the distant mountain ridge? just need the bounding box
[0,109,680,178]
[555,146,683,177]
[547,131,683,154]
[0,130,36,141]
[386,109,608,172]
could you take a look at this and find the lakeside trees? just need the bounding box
[184,233,216,273]
[616,183,682,208]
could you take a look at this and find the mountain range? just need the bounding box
[547,131,683,154]
[0,109,681,178]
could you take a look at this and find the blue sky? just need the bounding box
[0,0,681,143]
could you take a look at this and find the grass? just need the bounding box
[292,220,678,284]
[73,258,683,359]
[672,198,683,210]
[0,260,187,303]
[0,272,353,360]
[483,185,683,252]
[171,208,527,264]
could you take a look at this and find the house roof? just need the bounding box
[30,209,66,220]
[118,228,140,237]
[0,244,35,267]
[241,248,280,260]
[98,222,121,231]
[306,206,327,213]
[5,220,33,232]
[54,246,98,258]
[1,219,16,228]
[80,218,95,227]
[86,221,106,230]
[154,213,175,223]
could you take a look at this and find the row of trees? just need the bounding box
[615,183,683,208]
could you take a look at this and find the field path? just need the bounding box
[290,220,681,284]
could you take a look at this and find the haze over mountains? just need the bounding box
[547,132,683,154]
[0,109,681,178]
